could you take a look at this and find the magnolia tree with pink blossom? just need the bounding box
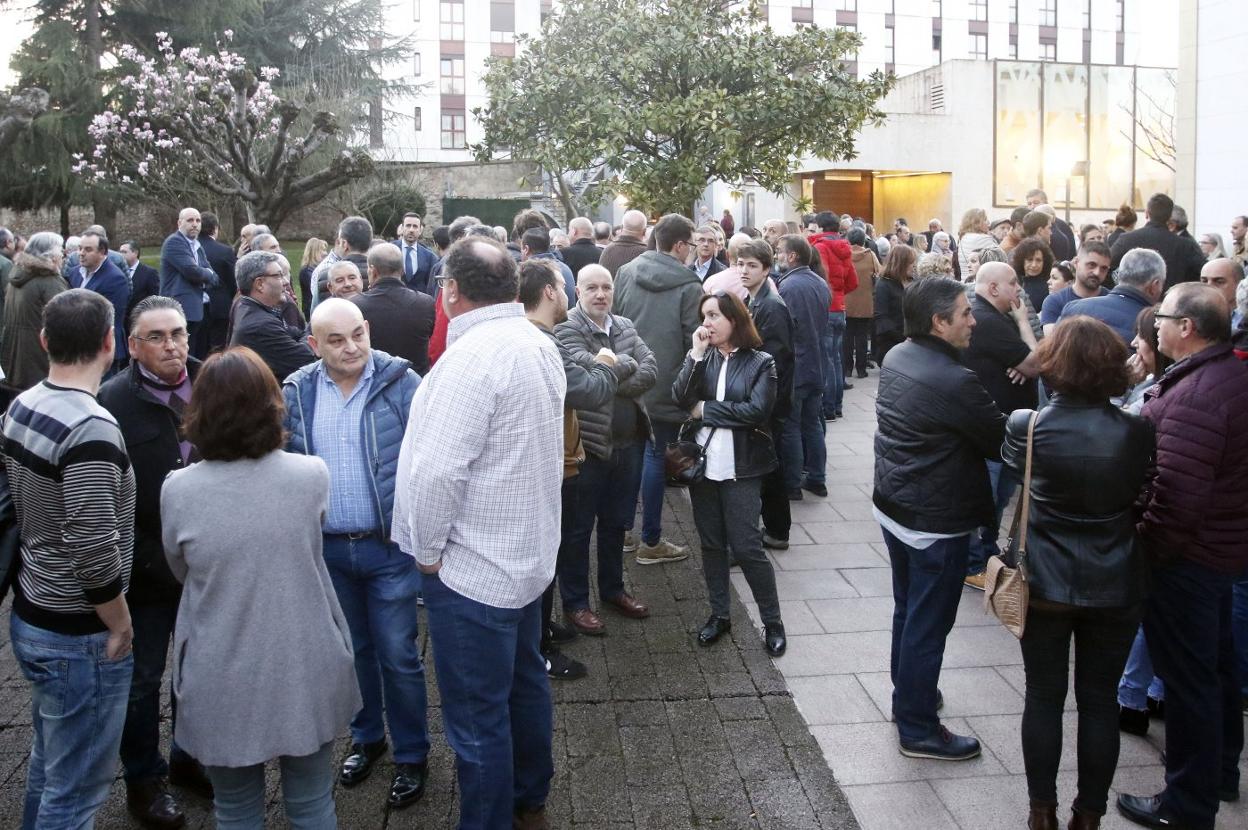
[75,33,372,231]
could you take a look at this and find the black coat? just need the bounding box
[671,347,778,480]
[873,335,1007,534]
[229,296,315,381]
[1049,217,1077,262]
[872,276,906,360]
[1109,220,1205,290]
[97,359,201,605]
[126,262,161,323]
[559,238,602,278]
[745,281,794,422]
[1002,398,1154,608]
[201,236,238,321]
[351,278,435,376]
[690,257,726,281]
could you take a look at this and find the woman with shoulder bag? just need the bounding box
[1003,317,1155,830]
[672,291,786,657]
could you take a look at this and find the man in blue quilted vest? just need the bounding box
[280,298,430,811]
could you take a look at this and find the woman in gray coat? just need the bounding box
[162,347,359,828]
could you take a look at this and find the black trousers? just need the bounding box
[759,419,791,541]
[843,317,871,375]
[1020,601,1140,816]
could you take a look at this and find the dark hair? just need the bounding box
[1078,223,1100,242]
[1146,193,1174,225]
[1168,282,1231,342]
[0,227,11,250]
[432,225,451,250]
[402,212,422,222]
[448,215,481,241]
[699,292,762,350]
[1115,203,1138,228]
[1134,306,1173,376]
[653,214,694,253]
[1022,210,1051,237]
[1012,238,1054,280]
[1077,239,1112,260]
[42,288,114,365]
[739,226,760,239]
[443,237,519,304]
[815,211,838,232]
[128,294,186,335]
[80,231,109,253]
[846,227,867,247]
[1009,206,1031,225]
[200,212,220,237]
[338,216,373,252]
[1051,261,1075,283]
[777,234,811,268]
[517,258,561,311]
[903,277,965,337]
[881,244,918,284]
[120,239,141,256]
[736,239,773,270]
[183,348,286,461]
[511,208,548,242]
[521,227,551,254]
[1037,317,1129,399]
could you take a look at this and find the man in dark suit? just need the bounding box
[71,230,130,374]
[392,212,437,295]
[559,217,602,278]
[354,242,435,375]
[1109,193,1206,290]
[159,208,219,359]
[228,250,315,380]
[119,241,160,325]
[199,213,238,353]
[1025,189,1077,261]
[689,223,726,282]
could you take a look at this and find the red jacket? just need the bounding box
[1138,343,1248,574]
[428,291,449,365]
[808,233,857,313]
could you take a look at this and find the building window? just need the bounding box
[413,52,421,76]
[930,0,941,16]
[490,1,515,43]
[1008,40,1017,59]
[1082,2,1091,30]
[1040,41,1056,62]
[440,56,465,94]
[836,0,856,9]
[1114,0,1124,31]
[412,0,420,21]
[970,0,987,23]
[970,33,987,60]
[1041,0,1056,27]
[794,0,812,6]
[439,1,464,40]
[441,110,466,149]
[414,107,422,131]
[932,33,942,53]
[1008,0,1018,23]
[884,30,894,65]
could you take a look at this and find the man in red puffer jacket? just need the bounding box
[808,211,858,421]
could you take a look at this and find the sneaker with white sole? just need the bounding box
[623,531,639,553]
[635,538,689,565]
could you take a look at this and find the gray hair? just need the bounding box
[251,232,279,252]
[236,250,284,295]
[25,231,65,260]
[978,246,1009,264]
[128,295,186,335]
[1170,205,1189,230]
[0,227,12,250]
[447,215,481,241]
[916,252,954,278]
[64,235,81,254]
[1115,248,1166,288]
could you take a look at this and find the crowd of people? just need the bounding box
[0,191,1244,830]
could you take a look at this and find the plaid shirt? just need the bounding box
[391,303,566,608]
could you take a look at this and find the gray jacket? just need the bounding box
[161,450,360,767]
[613,250,703,423]
[555,306,657,459]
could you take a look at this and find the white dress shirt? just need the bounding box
[697,350,737,481]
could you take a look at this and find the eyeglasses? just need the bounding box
[134,330,189,345]
[1153,313,1187,322]
[435,275,452,287]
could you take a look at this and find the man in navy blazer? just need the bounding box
[119,241,161,324]
[199,212,238,352]
[160,207,219,358]
[71,231,131,372]
[392,212,437,295]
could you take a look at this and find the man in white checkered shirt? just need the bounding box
[392,236,565,830]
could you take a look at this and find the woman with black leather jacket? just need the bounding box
[1003,317,1155,830]
[672,291,786,657]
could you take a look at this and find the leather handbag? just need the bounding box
[664,422,717,487]
[984,411,1037,639]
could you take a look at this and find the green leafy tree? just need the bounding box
[472,0,893,216]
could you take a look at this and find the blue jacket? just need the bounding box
[159,231,218,322]
[392,239,438,295]
[776,266,831,390]
[281,350,420,538]
[1059,284,1153,349]
[71,258,131,362]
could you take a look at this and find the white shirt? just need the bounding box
[698,350,737,481]
[391,302,566,608]
[872,506,971,550]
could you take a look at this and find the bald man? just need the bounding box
[281,298,431,809]
[600,209,649,276]
[353,242,435,374]
[160,207,220,358]
[561,216,603,278]
[1200,257,1244,330]
[962,261,1040,589]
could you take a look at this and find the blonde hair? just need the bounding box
[915,252,954,279]
[959,208,987,236]
[300,237,329,269]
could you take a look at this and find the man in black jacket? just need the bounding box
[118,241,160,324]
[1109,192,1205,289]
[228,250,315,380]
[873,277,1006,762]
[353,243,435,375]
[559,217,603,278]
[199,213,238,352]
[98,296,213,827]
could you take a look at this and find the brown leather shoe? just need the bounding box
[513,805,550,830]
[127,777,187,829]
[1028,800,1057,830]
[564,607,606,635]
[603,593,650,619]
[1067,809,1100,830]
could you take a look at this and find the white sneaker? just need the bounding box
[635,538,689,565]
[623,531,639,553]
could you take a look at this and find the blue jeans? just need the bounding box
[640,420,680,545]
[322,535,429,763]
[1144,559,1243,829]
[1233,574,1248,697]
[967,459,1020,575]
[423,573,553,829]
[206,741,336,829]
[120,600,195,781]
[822,311,846,416]
[882,530,970,743]
[782,385,826,489]
[559,443,644,610]
[1117,626,1165,710]
[11,611,134,830]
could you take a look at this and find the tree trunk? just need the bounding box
[83,1,103,73]
[59,202,70,238]
[92,190,117,241]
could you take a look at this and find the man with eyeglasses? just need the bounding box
[98,295,214,827]
[228,250,315,380]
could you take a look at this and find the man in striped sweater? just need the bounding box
[1,288,136,829]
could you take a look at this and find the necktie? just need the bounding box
[404,245,415,280]
[126,266,135,292]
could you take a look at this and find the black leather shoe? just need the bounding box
[168,754,214,800]
[1147,696,1165,720]
[339,739,388,787]
[126,778,186,829]
[388,761,428,809]
[899,726,981,760]
[1116,793,1184,828]
[697,616,731,647]
[802,482,828,498]
[764,624,786,657]
[1119,705,1149,736]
